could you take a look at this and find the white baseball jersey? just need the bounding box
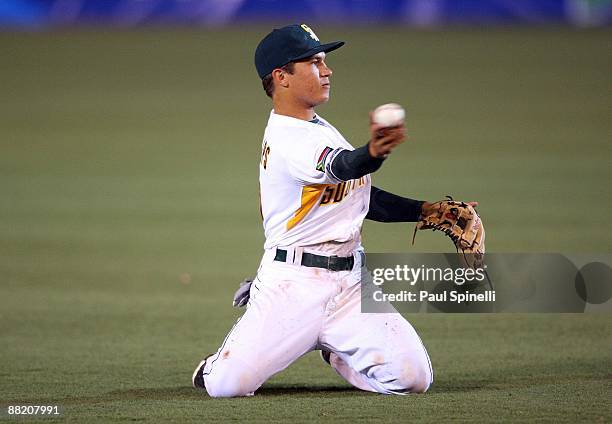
[259,110,371,250]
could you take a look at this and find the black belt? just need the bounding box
[274,249,356,272]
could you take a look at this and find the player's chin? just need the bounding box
[319,90,331,103]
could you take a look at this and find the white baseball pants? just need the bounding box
[200,249,433,397]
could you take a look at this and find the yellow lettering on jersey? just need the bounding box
[320,185,335,205]
[333,182,346,202]
[319,177,366,206]
[287,184,330,230]
[261,141,271,169]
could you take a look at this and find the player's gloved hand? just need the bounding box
[232,278,253,308]
[414,197,485,269]
[367,111,407,158]
[420,201,478,216]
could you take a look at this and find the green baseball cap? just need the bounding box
[255,24,344,79]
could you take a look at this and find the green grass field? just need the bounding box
[1,27,611,422]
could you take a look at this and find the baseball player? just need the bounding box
[193,24,433,397]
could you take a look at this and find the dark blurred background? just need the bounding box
[2,0,612,28]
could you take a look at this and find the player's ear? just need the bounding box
[272,68,290,88]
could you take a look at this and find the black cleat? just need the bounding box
[192,359,207,390]
[320,349,331,365]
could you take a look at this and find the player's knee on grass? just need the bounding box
[370,358,432,395]
[204,359,262,398]
[204,370,260,398]
[397,360,432,393]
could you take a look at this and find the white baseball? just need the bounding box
[372,103,405,127]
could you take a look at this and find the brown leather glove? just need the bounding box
[413,197,485,268]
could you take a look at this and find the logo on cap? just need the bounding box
[300,24,319,42]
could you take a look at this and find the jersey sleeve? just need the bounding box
[283,134,344,185]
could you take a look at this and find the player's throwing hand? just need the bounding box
[368,111,407,158]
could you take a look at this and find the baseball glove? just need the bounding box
[412,197,485,268]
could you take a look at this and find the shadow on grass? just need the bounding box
[4,384,369,406]
[257,384,364,396]
[104,384,364,399]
